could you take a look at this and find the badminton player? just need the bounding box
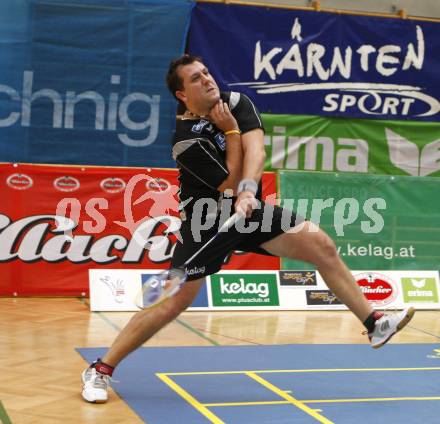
[81,54,415,403]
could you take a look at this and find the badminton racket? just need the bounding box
[134,212,242,309]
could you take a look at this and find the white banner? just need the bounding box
[89,269,440,311]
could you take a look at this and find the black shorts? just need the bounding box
[171,200,301,281]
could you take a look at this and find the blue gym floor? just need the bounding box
[78,344,440,423]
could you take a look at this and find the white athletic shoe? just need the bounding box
[369,307,415,349]
[82,366,110,403]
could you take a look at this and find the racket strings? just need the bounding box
[142,268,186,307]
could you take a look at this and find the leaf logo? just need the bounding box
[411,278,426,289]
[386,128,440,176]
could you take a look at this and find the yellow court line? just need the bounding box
[204,400,290,407]
[305,396,440,404]
[203,396,440,407]
[246,372,334,424]
[163,367,440,376]
[156,373,225,424]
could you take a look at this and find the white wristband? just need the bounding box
[237,179,258,196]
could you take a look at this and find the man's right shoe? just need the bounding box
[369,307,415,349]
[82,365,109,403]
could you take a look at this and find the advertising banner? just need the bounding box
[89,269,440,311]
[279,171,440,273]
[262,114,440,177]
[1,163,279,296]
[189,3,440,121]
[280,270,440,311]
[0,0,193,167]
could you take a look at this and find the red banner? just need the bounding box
[1,163,279,295]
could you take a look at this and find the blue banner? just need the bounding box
[188,3,440,121]
[0,0,193,167]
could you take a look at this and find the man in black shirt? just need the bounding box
[170,84,300,280]
[81,55,415,403]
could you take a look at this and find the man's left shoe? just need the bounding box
[369,307,415,349]
[82,365,110,403]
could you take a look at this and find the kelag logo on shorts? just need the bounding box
[279,271,317,286]
[210,273,279,307]
[401,278,439,303]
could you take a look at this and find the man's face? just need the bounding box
[175,61,220,113]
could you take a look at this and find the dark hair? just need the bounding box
[166,54,203,102]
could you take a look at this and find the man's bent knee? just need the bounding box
[159,279,204,320]
[312,231,339,267]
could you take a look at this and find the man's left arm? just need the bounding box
[241,128,265,182]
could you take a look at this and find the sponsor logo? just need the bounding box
[354,272,397,306]
[214,132,226,150]
[146,178,170,192]
[189,278,209,308]
[266,124,440,177]
[53,176,80,192]
[306,290,342,305]
[205,123,214,134]
[427,348,440,359]
[0,214,181,264]
[401,277,439,303]
[187,266,206,276]
[6,173,33,190]
[0,71,160,147]
[100,275,125,303]
[231,19,438,119]
[266,128,368,172]
[210,273,279,307]
[279,270,317,286]
[191,119,210,134]
[141,273,162,305]
[386,129,440,177]
[100,177,126,193]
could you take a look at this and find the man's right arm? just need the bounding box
[173,138,230,191]
[207,100,243,195]
[173,101,243,195]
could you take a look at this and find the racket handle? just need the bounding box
[219,212,242,232]
[183,213,243,268]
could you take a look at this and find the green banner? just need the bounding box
[210,273,279,307]
[262,114,440,177]
[279,171,440,272]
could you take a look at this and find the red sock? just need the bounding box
[94,359,114,376]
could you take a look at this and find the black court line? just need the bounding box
[190,325,262,345]
[176,318,220,346]
[77,297,122,332]
[408,325,440,340]
[77,298,222,345]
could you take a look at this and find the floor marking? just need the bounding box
[304,396,440,404]
[0,401,12,424]
[203,396,440,407]
[176,318,220,346]
[246,372,334,424]
[163,366,440,376]
[77,298,121,332]
[204,400,291,407]
[408,324,440,340]
[96,312,122,332]
[156,373,224,424]
[191,326,261,345]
